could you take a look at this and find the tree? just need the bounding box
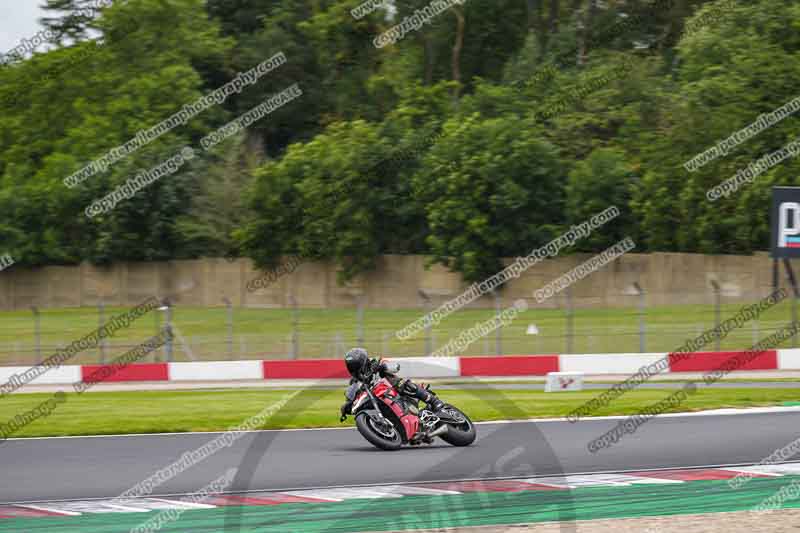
[175,133,257,258]
[0,0,232,265]
[239,120,399,281]
[632,0,800,254]
[566,148,637,251]
[414,114,567,283]
[41,0,111,44]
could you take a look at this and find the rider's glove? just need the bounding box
[379,359,400,375]
[399,379,417,396]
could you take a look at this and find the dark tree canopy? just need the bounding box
[1,0,796,283]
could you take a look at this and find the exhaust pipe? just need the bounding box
[427,425,449,439]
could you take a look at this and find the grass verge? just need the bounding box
[1,386,799,438]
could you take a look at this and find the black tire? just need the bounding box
[439,406,477,447]
[355,412,403,451]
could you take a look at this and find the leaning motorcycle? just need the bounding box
[342,376,476,450]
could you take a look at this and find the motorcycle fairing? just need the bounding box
[372,378,420,440]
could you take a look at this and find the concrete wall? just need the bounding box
[0,252,778,311]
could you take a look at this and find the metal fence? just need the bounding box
[0,286,797,366]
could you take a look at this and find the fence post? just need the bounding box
[793,296,798,348]
[492,290,502,355]
[565,287,574,354]
[289,295,299,359]
[164,303,173,362]
[423,293,433,356]
[752,319,759,345]
[638,284,646,353]
[31,306,41,365]
[710,280,721,351]
[223,297,233,359]
[335,332,344,356]
[98,299,107,364]
[356,295,365,347]
[418,290,432,356]
[153,305,162,362]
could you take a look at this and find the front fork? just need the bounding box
[364,388,394,431]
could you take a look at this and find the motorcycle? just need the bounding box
[342,376,476,450]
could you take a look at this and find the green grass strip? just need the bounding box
[0,386,799,437]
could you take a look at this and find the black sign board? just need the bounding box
[771,187,800,259]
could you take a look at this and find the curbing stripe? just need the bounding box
[460,355,559,376]
[80,363,168,383]
[12,348,790,387]
[262,360,349,379]
[3,466,782,520]
[168,361,262,381]
[778,348,800,370]
[560,353,667,374]
[668,350,778,373]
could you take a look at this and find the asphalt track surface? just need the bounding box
[3,410,800,505]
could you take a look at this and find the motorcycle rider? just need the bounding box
[339,347,445,422]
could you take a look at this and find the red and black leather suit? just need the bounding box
[340,348,444,419]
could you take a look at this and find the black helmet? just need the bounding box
[344,347,369,379]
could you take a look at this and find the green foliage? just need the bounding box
[175,134,255,258]
[631,0,800,253]
[2,0,799,286]
[414,114,567,283]
[567,148,637,251]
[239,119,421,282]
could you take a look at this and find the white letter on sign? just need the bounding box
[779,202,800,247]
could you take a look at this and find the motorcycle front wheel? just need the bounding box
[438,406,477,447]
[355,412,403,450]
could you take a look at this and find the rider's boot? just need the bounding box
[426,391,445,413]
[405,380,446,412]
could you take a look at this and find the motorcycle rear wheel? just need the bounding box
[439,406,476,447]
[355,412,403,451]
